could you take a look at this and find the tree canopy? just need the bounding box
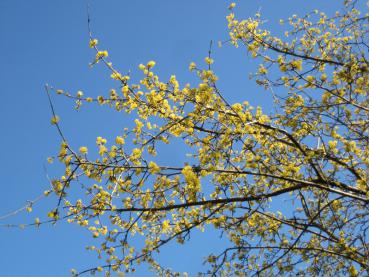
[42,0,369,276]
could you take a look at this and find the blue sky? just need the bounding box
[0,1,344,276]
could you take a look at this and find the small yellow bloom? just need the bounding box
[348,265,358,277]
[258,65,268,74]
[189,62,196,71]
[96,50,108,59]
[110,71,122,80]
[97,95,104,105]
[96,136,107,145]
[89,39,98,48]
[47,209,58,219]
[247,21,258,30]
[138,63,146,71]
[115,136,125,145]
[51,115,60,125]
[228,2,236,10]
[147,60,156,68]
[76,90,83,97]
[109,145,117,158]
[121,85,129,96]
[100,226,108,236]
[132,148,142,159]
[162,220,171,233]
[290,59,302,71]
[328,140,337,149]
[320,74,327,82]
[99,145,108,156]
[148,161,160,174]
[279,64,287,72]
[306,75,315,83]
[79,146,88,154]
[205,57,214,65]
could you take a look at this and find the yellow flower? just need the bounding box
[319,74,327,82]
[348,265,358,277]
[138,63,146,71]
[279,64,287,72]
[47,209,58,219]
[306,75,315,82]
[328,140,337,149]
[134,119,144,134]
[205,57,214,65]
[110,71,122,80]
[100,226,108,235]
[89,38,98,48]
[121,85,129,96]
[258,65,268,74]
[290,59,302,71]
[147,60,156,68]
[132,148,142,159]
[96,136,107,145]
[182,165,201,200]
[98,94,105,103]
[247,21,258,30]
[79,146,88,154]
[148,161,160,174]
[96,50,108,60]
[51,115,60,125]
[189,62,196,71]
[162,220,171,233]
[228,3,236,10]
[76,90,84,97]
[109,145,117,158]
[115,136,125,145]
[99,145,107,156]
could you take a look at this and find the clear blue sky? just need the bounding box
[0,1,344,276]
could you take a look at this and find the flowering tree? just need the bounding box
[46,1,369,276]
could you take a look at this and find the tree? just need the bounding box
[45,1,369,276]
